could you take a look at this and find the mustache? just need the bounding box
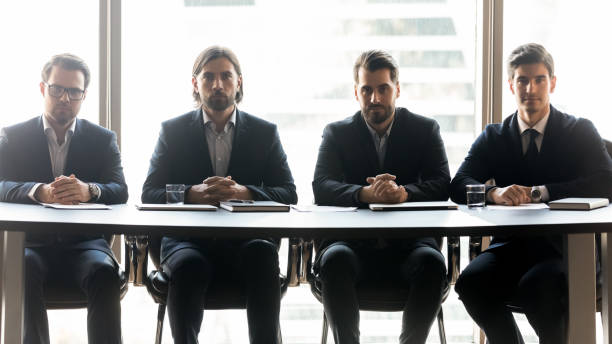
[366,105,385,111]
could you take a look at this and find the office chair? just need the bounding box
[301,236,460,344]
[141,235,301,344]
[44,235,129,309]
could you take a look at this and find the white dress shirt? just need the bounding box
[28,115,77,201]
[364,116,395,168]
[202,108,236,177]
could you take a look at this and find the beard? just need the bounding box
[203,91,235,112]
[363,104,393,125]
[49,106,77,126]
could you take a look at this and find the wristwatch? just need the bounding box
[88,183,100,201]
[530,186,542,203]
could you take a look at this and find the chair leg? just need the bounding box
[437,307,447,344]
[155,304,166,344]
[321,311,329,344]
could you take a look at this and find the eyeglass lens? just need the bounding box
[48,84,84,100]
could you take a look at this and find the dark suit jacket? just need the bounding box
[0,116,129,256]
[312,107,451,251]
[141,108,297,262]
[450,105,612,249]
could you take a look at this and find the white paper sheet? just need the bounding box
[291,205,358,212]
[41,203,111,210]
[486,203,549,210]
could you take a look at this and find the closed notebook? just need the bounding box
[369,201,459,211]
[548,198,609,210]
[220,200,290,212]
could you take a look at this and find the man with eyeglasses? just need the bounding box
[0,53,128,343]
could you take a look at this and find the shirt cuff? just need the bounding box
[537,185,550,202]
[485,186,498,203]
[28,183,43,202]
[92,184,102,202]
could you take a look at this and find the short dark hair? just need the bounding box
[192,46,243,106]
[41,53,91,89]
[353,50,399,84]
[507,43,554,79]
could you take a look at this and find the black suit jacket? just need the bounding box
[141,108,297,262]
[450,105,612,249]
[0,116,129,256]
[312,108,451,251]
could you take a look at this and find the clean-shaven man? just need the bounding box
[450,43,612,344]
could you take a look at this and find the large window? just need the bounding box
[0,1,99,128]
[121,1,478,343]
[121,0,478,205]
[502,1,612,141]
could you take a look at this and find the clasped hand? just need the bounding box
[489,184,531,206]
[187,176,252,206]
[359,173,408,204]
[36,174,91,204]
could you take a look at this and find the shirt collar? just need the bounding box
[202,107,236,134]
[364,115,395,141]
[42,114,76,141]
[517,108,550,136]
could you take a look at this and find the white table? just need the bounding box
[1,203,611,343]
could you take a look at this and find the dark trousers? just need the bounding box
[455,239,567,344]
[162,239,281,344]
[317,242,447,344]
[24,247,122,344]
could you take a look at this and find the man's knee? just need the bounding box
[242,239,278,263]
[240,240,280,280]
[318,244,360,283]
[455,266,487,301]
[86,259,120,291]
[25,250,47,281]
[402,247,446,282]
[163,248,213,284]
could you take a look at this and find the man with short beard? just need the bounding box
[0,53,128,343]
[142,46,296,344]
[312,50,450,344]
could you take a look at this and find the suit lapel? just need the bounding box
[64,119,82,173]
[383,109,403,171]
[507,113,525,159]
[538,105,558,158]
[227,109,247,176]
[33,116,54,180]
[189,109,214,177]
[353,112,381,174]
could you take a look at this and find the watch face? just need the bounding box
[531,188,541,200]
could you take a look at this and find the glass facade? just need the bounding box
[0,1,99,128]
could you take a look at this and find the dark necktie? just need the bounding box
[524,129,539,169]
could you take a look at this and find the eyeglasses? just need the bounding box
[44,83,85,101]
